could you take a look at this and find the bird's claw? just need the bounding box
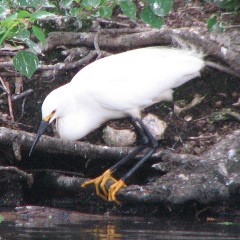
[81,169,117,201]
[81,169,127,204]
[108,179,127,204]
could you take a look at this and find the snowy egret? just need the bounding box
[29,46,213,203]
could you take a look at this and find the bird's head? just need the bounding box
[29,86,67,156]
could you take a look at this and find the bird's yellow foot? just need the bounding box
[108,179,127,204]
[81,169,118,201]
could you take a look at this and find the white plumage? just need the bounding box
[42,47,204,140]
[30,46,206,203]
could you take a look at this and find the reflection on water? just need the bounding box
[0,210,240,240]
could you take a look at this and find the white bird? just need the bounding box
[29,46,218,203]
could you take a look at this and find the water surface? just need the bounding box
[0,208,239,240]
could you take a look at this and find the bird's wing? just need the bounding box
[71,47,204,113]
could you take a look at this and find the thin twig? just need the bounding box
[5,82,14,122]
[97,17,137,28]
[188,134,218,141]
[94,31,102,59]
[0,116,32,130]
[205,61,240,78]
[0,51,98,73]
[0,77,7,92]
[28,168,84,177]
[16,97,27,122]
[0,77,15,121]
[12,89,33,101]
[15,77,23,94]
[39,50,98,71]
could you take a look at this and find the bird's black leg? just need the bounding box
[108,117,158,202]
[82,117,158,203]
[109,117,158,174]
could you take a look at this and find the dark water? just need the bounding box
[0,209,240,240]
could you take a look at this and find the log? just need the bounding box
[0,126,131,160]
[0,126,201,165]
[40,27,240,76]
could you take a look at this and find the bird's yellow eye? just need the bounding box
[43,110,56,122]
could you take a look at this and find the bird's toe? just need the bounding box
[108,179,127,204]
[81,169,119,201]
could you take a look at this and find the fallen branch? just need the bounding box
[40,27,240,77]
[0,126,133,160]
[17,129,240,207]
[0,126,199,163]
[1,27,240,81]
[3,126,238,167]
[33,171,117,201]
[35,172,87,193]
[0,51,98,72]
[0,166,33,187]
[41,29,171,52]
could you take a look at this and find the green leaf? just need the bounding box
[17,10,31,18]
[16,29,30,39]
[207,14,224,32]
[99,6,113,18]
[119,0,136,20]
[82,0,101,8]
[207,14,217,31]
[0,215,4,223]
[30,10,56,21]
[26,40,42,54]
[0,29,7,46]
[15,30,42,53]
[60,0,74,7]
[32,26,46,44]
[70,7,80,17]
[13,51,39,79]
[0,0,10,19]
[0,14,20,45]
[140,6,164,28]
[147,0,173,17]
[18,0,43,7]
[0,28,6,35]
[2,12,18,24]
[6,26,21,39]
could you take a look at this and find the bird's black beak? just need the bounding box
[29,120,50,156]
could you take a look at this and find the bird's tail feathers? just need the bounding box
[171,35,239,77]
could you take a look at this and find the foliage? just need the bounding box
[0,0,53,78]
[13,51,39,79]
[207,14,224,32]
[0,0,239,78]
[0,215,4,223]
[207,0,240,32]
[213,0,240,11]
[0,0,174,78]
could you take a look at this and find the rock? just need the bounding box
[102,126,136,147]
[103,114,167,147]
[142,114,167,140]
